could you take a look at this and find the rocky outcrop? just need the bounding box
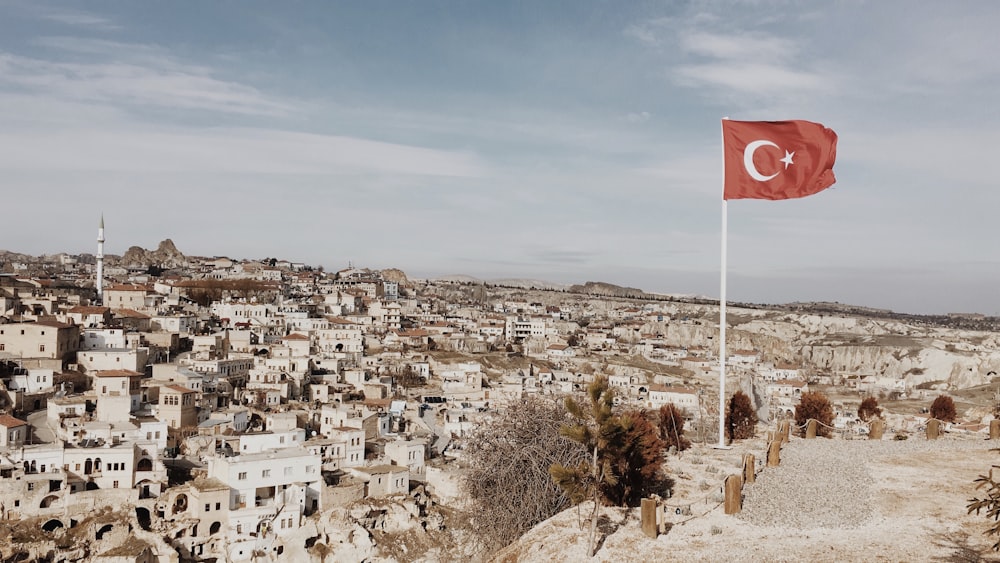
[379,268,411,286]
[118,239,187,269]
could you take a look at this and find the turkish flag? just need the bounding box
[722,119,838,200]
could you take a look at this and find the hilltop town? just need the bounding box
[1,235,1000,562]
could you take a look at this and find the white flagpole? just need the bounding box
[718,117,729,448]
[718,199,728,447]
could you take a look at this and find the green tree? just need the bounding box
[969,467,1000,551]
[794,391,835,437]
[549,377,624,557]
[726,391,758,441]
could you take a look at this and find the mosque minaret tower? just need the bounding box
[96,215,105,305]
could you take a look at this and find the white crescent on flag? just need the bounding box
[743,139,780,182]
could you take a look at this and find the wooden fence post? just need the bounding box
[742,453,755,484]
[641,498,658,538]
[805,419,818,439]
[926,419,940,440]
[868,418,884,440]
[766,439,781,467]
[724,474,742,515]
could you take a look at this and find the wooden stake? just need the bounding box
[926,419,940,440]
[868,418,884,440]
[766,439,781,467]
[742,453,755,484]
[724,474,742,515]
[805,419,818,439]
[641,498,658,538]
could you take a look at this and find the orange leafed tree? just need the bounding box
[930,395,957,422]
[658,403,691,452]
[794,391,834,437]
[726,391,758,441]
[857,397,882,422]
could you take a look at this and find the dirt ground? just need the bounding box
[501,435,1000,563]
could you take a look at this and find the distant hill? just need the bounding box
[568,281,648,298]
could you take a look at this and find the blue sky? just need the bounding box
[1,1,998,314]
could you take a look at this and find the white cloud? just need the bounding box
[35,8,119,30]
[0,42,291,117]
[626,111,651,123]
[679,31,794,62]
[0,124,487,177]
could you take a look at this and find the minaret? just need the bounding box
[96,215,105,305]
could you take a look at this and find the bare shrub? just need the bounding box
[461,395,587,556]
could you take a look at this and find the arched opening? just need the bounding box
[42,519,63,532]
[85,481,99,491]
[84,459,93,475]
[39,495,60,509]
[135,507,151,531]
[173,493,188,514]
[95,524,113,540]
[209,521,221,535]
[136,458,153,471]
[94,458,102,472]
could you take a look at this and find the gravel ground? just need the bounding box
[739,437,991,529]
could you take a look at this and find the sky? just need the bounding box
[1,1,999,315]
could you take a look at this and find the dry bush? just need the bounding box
[930,394,957,422]
[607,410,671,506]
[658,403,691,452]
[462,395,587,556]
[725,391,758,441]
[857,397,882,422]
[794,391,834,437]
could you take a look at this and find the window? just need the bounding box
[27,483,34,491]
[236,524,242,533]
[113,480,119,488]
[305,466,315,474]
[238,472,247,480]
[205,503,210,512]
[38,344,45,352]
[215,502,221,510]
[262,469,270,478]
[13,500,18,507]
[284,467,292,476]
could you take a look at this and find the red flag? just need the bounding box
[722,119,837,200]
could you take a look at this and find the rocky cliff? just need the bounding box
[118,239,187,269]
